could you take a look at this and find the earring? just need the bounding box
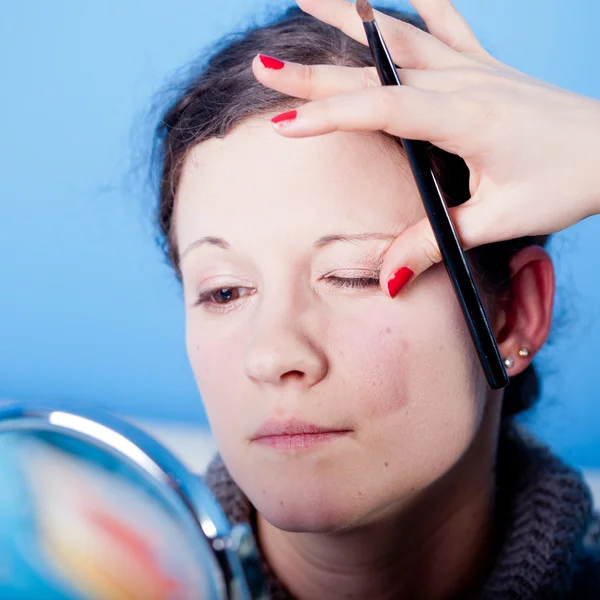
[504,357,514,369]
[518,348,530,358]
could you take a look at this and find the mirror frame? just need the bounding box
[0,402,268,600]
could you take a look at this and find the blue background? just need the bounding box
[1,1,599,467]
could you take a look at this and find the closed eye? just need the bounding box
[325,276,381,289]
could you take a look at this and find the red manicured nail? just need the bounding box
[387,267,414,298]
[259,54,285,70]
[271,110,297,125]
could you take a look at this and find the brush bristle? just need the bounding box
[356,0,374,22]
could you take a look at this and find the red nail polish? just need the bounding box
[271,110,297,125]
[259,54,285,70]
[387,267,414,298]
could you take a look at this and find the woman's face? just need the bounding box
[175,119,489,532]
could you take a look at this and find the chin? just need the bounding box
[246,475,361,533]
[255,496,352,533]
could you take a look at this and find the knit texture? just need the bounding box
[205,425,600,599]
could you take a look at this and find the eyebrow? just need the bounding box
[180,232,396,261]
[312,233,396,248]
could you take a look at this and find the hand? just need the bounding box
[252,0,600,295]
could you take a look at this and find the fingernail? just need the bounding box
[387,267,414,298]
[271,110,297,125]
[259,54,285,70]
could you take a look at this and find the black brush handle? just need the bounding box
[364,20,508,390]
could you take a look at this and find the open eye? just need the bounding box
[195,286,255,308]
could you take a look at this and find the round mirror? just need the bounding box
[0,403,268,600]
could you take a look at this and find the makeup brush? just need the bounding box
[356,0,508,390]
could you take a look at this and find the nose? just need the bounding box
[243,302,328,389]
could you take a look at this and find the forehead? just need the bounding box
[174,118,424,249]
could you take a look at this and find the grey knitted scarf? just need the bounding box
[205,425,600,599]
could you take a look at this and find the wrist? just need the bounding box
[578,99,600,218]
[590,102,600,215]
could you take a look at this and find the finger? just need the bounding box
[296,0,469,70]
[253,54,465,100]
[408,0,487,54]
[379,197,504,297]
[270,85,468,147]
[253,55,380,100]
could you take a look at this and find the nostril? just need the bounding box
[282,370,304,380]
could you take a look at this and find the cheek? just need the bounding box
[333,270,477,422]
[332,314,411,420]
[185,322,247,435]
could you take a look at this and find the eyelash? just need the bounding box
[327,275,380,289]
[194,276,381,309]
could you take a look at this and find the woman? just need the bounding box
[153,0,600,597]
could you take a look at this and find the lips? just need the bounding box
[251,418,351,450]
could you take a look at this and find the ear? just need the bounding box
[493,245,555,376]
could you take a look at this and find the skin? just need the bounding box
[253,0,600,288]
[174,119,555,599]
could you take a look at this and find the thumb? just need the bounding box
[380,198,496,298]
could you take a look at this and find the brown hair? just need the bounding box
[152,5,549,419]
